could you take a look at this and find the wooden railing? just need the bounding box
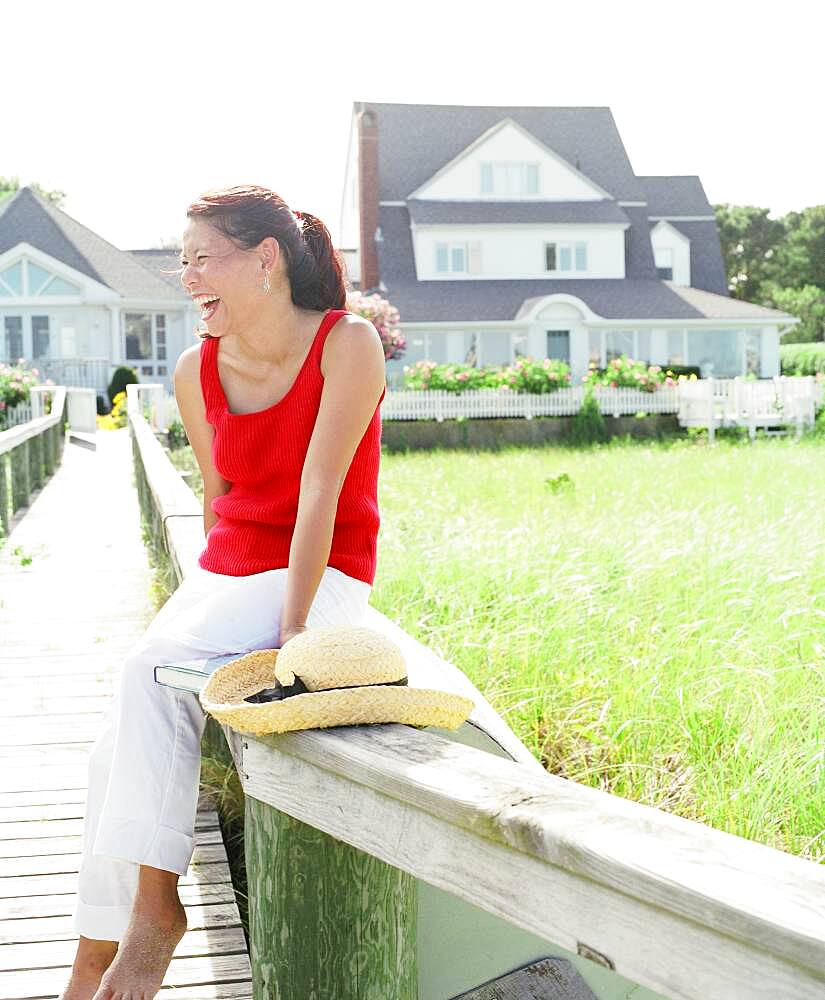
[0,386,68,539]
[126,384,825,1000]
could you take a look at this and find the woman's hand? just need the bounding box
[278,624,308,649]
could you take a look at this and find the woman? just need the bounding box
[60,185,387,1000]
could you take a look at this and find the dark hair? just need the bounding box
[183,184,348,311]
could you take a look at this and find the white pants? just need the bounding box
[73,562,372,942]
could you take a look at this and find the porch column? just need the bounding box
[108,306,120,364]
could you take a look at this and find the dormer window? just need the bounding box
[480,161,540,196]
[654,247,674,280]
[435,241,482,275]
[545,242,587,273]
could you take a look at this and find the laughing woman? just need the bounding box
[60,185,386,1000]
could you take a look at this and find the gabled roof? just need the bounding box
[375,206,792,324]
[408,200,630,226]
[638,176,714,216]
[0,187,188,300]
[356,102,647,203]
[129,248,186,290]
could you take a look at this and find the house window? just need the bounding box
[655,247,674,281]
[546,330,570,362]
[479,161,540,196]
[667,329,685,365]
[32,316,51,358]
[590,329,652,366]
[745,329,761,376]
[588,330,601,366]
[125,313,168,367]
[28,262,80,296]
[156,314,167,360]
[435,242,481,275]
[545,242,587,273]
[3,316,22,360]
[0,263,23,296]
[606,330,634,361]
[125,314,152,360]
[687,329,741,378]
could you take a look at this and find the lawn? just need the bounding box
[168,433,825,862]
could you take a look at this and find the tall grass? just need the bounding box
[168,433,824,862]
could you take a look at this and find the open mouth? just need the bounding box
[199,297,221,321]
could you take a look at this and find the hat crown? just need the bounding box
[274,625,407,692]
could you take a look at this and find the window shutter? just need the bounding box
[468,241,482,274]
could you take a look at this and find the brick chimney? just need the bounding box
[357,109,380,292]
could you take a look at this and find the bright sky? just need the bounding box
[4,1,822,251]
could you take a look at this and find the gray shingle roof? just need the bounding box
[638,176,714,216]
[0,187,188,301]
[407,200,630,225]
[375,207,792,324]
[129,248,186,290]
[357,102,647,202]
[661,220,729,296]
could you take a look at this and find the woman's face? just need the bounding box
[179,218,276,337]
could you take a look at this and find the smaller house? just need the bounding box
[0,187,198,401]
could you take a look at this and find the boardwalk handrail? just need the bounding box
[0,385,68,537]
[126,384,825,1000]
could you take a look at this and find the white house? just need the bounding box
[0,187,198,402]
[339,102,799,386]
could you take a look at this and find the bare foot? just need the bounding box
[90,900,187,1000]
[59,937,118,1000]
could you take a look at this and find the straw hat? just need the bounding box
[199,624,476,736]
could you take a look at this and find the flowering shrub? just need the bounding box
[582,356,697,392]
[97,391,128,430]
[0,359,54,428]
[403,356,572,394]
[345,290,405,361]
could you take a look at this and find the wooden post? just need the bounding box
[245,794,418,1000]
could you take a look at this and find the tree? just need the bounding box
[713,203,785,302]
[769,206,825,290]
[761,282,825,343]
[0,176,66,207]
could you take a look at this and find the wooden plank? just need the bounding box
[0,954,252,999]
[3,881,235,919]
[0,828,224,859]
[243,725,825,1000]
[0,811,219,841]
[0,926,247,970]
[0,843,227,877]
[0,861,233,897]
[0,902,244,944]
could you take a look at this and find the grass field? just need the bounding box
[168,434,825,862]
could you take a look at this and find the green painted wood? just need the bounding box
[245,794,417,1000]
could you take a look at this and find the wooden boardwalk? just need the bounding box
[0,428,252,998]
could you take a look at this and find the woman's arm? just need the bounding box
[279,316,386,641]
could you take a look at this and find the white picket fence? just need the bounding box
[380,385,679,420]
[151,376,823,436]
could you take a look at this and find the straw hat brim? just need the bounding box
[199,648,475,736]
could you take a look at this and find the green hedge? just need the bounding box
[780,343,825,376]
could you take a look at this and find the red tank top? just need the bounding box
[197,308,385,585]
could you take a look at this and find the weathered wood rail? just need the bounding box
[0,386,67,538]
[128,382,825,1000]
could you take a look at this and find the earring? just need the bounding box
[262,270,271,294]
